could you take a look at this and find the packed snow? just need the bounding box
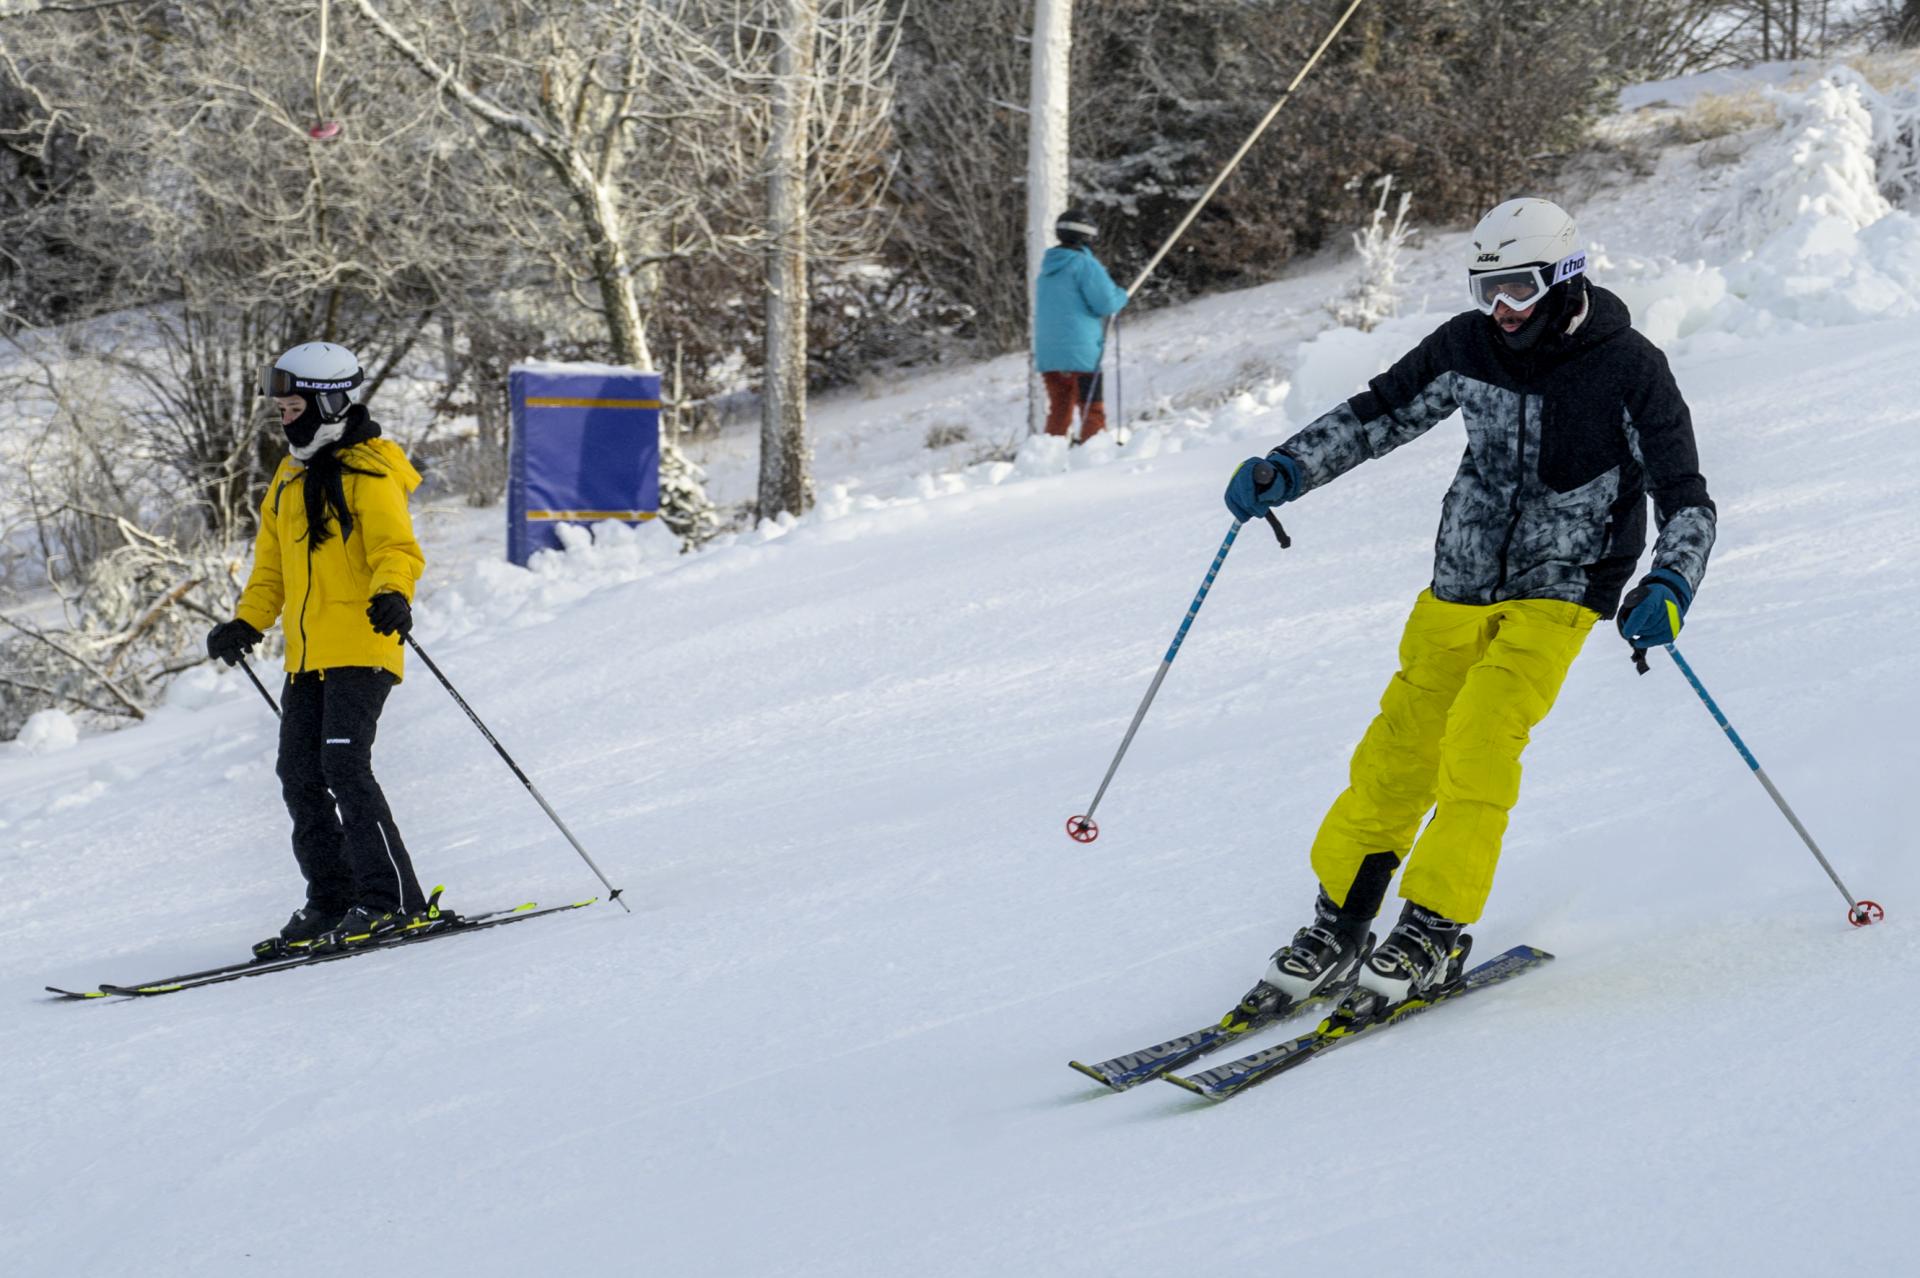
[5,68,1918,1276]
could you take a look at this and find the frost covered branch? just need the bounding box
[1329,176,1415,333]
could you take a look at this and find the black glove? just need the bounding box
[366,591,412,637]
[206,618,263,666]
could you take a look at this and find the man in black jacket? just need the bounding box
[1220,197,1716,1026]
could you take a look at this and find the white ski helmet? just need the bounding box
[1464,197,1585,317]
[261,341,363,423]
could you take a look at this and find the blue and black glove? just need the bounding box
[205,618,263,666]
[1224,453,1301,523]
[366,591,413,638]
[1617,568,1692,649]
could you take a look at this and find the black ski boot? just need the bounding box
[1228,889,1373,1030]
[1336,900,1472,1027]
[253,905,344,961]
[312,904,403,953]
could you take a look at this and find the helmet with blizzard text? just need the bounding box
[1055,208,1097,248]
[1465,198,1587,350]
[261,341,363,423]
[262,341,364,460]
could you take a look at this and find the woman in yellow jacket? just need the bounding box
[205,342,428,956]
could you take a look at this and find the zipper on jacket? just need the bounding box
[296,471,314,674]
[1495,397,1532,593]
[296,545,315,673]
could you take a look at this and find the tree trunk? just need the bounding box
[759,0,818,522]
[559,153,714,543]
[1025,0,1071,437]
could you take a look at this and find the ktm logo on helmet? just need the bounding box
[1475,252,1502,263]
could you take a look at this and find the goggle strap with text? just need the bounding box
[260,365,363,398]
[1467,250,1586,315]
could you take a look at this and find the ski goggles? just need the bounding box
[1467,251,1586,315]
[258,364,362,398]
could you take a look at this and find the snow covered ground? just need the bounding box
[5,69,1920,1276]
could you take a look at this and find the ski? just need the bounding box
[1163,943,1553,1101]
[1069,991,1334,1091]
[44,898,535,999]
[46,898,596,1000]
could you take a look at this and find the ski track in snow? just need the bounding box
[4,67,1920,1277]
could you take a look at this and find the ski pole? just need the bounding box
[1641,641,1881,927]
[238,656,281,718]
[405,634,630,913]
[1067,469,1289,843]
[1070,314,1115,446]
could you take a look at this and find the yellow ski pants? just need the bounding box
[1311,590,1598,924]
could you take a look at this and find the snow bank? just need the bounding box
[1695,72,1892,249]
[419,384,1308,640]
[1618,61,1819,112]
[14,708,78,753]
[426,516,685,640]
[1276,311,1452,428]
[1605,70,1920,347]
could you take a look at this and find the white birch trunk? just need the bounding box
[760,0,819,521]
[1025,0,1072,436]
[343,0,718,543]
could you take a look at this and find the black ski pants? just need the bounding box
[277,667,426,915]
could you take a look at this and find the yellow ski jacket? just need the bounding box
[235,437,425,681]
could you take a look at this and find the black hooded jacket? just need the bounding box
[1275,283,1716,619]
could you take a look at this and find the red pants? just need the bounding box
[1042,371,1107,441]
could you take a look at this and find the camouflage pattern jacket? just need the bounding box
[1276,283,1715,619]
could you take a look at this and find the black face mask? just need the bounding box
[1493,277,1583,353]
[281,396,325,451]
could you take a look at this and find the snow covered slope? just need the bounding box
[5,70,1919,1276]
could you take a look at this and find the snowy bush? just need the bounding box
[1600,68,1920,347]
[1328,177,1415,333]
[0,525,253,737]
[1856,70,1920,207]
[1696,73,1892,252]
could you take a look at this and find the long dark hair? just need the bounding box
[300,405,384,547]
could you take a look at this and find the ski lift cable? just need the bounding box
[1123,0,1371,299]
[1067,0,1368,444]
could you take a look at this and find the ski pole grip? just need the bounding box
[1249,461,1292,549]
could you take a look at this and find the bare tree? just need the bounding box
[341,0,746,542]
[887,0,1030,350]
[0,1,141,17]
[754,0,897,520]
[1899,0,1920,45]
[1582,2,1752,80]
[759,0,820,520]
[0,0,493,726]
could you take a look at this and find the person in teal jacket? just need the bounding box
[1034,208,1129,441]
